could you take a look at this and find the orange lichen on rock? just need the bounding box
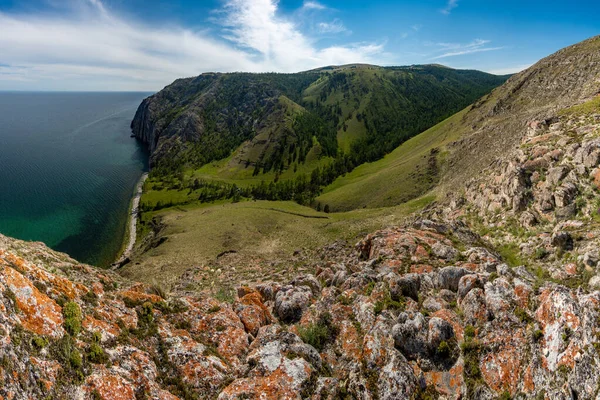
[0,262,64,338]
[84,367,137,400]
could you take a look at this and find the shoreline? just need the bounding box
[112,172,148,269]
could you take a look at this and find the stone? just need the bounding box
[436,267,470,292]
[551,231,574,251]
[274,285,312,323]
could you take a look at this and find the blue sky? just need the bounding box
[0,0,597,91]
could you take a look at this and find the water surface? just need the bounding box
[0,92,150,266]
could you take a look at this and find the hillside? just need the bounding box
[131,65,507,185]
[5,35,600,399]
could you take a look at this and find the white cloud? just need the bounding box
[485,64,532,75]
[0,0,387,90]
[221,0,384,71]
[317,19,348,34]
[303,1,327,10]
[441,0,458,15]
[430,39,504,59]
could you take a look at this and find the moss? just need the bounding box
[69,348,82,369]
[533,329,544,342]
[63,302,82,337]
[364,281,375,296]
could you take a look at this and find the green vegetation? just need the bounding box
[297,312,339,351]
[137,65,506,213]
[63,302,82,337]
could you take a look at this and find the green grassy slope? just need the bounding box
[124,196,434,287]
[316,108,468,211]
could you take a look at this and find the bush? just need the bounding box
[464,325,476,339]
[437,340,450,358]
[298,312,338,351]
[63,302,82,337]
[70,348,82,369]
[88,342,108,364]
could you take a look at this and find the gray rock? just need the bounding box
[389,273,421,301]
[551,231,574,251]
[546,166,570,186]
[431,242,459,260]
[427,317,454,351]
[290,274,321,297]
[274,285,312,323]
[458,274,484,299]
[436,267,470,292]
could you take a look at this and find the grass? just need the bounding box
[125,196,435,288]
[316,109,469,211]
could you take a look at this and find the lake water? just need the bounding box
[0,92,150,266]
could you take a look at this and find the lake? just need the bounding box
[0,92,150,266]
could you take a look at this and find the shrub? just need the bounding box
[88,342,108,364]
[464,325,476,339]
[437,340,450,358]
[298,312,338,351]
[63,302,82,337]
[70,348,82,369]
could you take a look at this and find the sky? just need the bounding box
[0,0,598,91]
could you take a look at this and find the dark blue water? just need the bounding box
[0,92,150,266]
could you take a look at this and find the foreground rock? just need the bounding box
[3,211,600,399]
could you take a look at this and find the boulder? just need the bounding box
[436,267,471,292]
[290,274,321,297]
[431,242,459,260]
[389,273,421,301]
[274,285,312,323]
[551,231,574,251]
[427,317,455,351]
[458,274,484,299]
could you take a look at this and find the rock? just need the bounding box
[431,242,459,260]
[553,182,578,208]
[392,313,428,359]
[427,317,455,351]
[551,231,574,251]
[389,273,421,301]
[546,166,570,186]
[290,274,321,297]
[461,288,489,324]
[436,267,470,292]
[588,275,600,289]
[274,285,312,323]
[458,274,484,299]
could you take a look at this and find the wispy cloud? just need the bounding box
[303,1,327,10]
[485,64,532,75]
[222,0,384,70]
[430,39,504,59]
[441,0,458,15]
[317,19,348,34]
[0,0,388,90]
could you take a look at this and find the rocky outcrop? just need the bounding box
[5,213,600,398]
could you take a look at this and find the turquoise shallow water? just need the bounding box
[0,92,150,266]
